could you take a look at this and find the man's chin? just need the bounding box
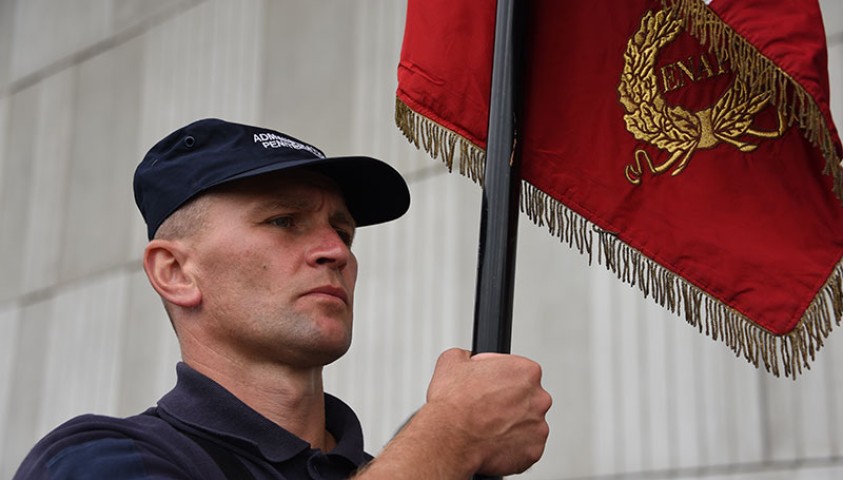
[291,338,352,368]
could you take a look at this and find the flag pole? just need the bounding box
[471,0,522,356]
[471,1,522,477]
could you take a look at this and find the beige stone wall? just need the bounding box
[0,2,841,479]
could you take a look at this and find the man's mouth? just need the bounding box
[303,286,349,305]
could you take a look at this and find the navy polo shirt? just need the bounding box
[14,363,372,479]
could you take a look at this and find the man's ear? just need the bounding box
[143,239,202,309]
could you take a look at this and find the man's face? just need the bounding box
[184,169,358,369]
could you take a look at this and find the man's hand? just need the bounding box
[357,348,551,479]
[425,348,552,475]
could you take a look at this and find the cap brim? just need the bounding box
[223,155,410,227]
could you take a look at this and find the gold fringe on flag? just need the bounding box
[396,93,843,379]
[394,100,486,184]
[663,0,843,202]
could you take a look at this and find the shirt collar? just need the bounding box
[157,362,368,466]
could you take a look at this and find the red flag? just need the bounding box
[396,0,843,378]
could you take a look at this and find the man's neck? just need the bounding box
[183,352,334,451]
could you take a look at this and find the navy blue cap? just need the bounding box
[134,118,410,239]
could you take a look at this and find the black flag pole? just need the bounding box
[471,1,523,477]
[472,0,521,480]
[471,0,522,356]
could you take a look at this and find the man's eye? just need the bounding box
[269,216,294,228]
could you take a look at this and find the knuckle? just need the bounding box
[538,390,553,413]
[539,421,550,441]
[530,366,543,385]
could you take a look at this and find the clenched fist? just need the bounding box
[357,348,551,479]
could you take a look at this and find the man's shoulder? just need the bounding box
[50,409,169,434]
[32,408,185,451]
[13,409,216,479]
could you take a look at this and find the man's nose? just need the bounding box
[307,226,351,269]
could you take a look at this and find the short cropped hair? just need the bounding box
[153,194,211,241]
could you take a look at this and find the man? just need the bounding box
[14,118,551,479]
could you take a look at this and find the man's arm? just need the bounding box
[355,348,552,479]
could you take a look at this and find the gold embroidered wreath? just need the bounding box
[617,8,777,179]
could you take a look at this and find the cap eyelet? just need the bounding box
[183,136,196,148]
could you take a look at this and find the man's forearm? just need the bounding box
[353,405,478,479]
